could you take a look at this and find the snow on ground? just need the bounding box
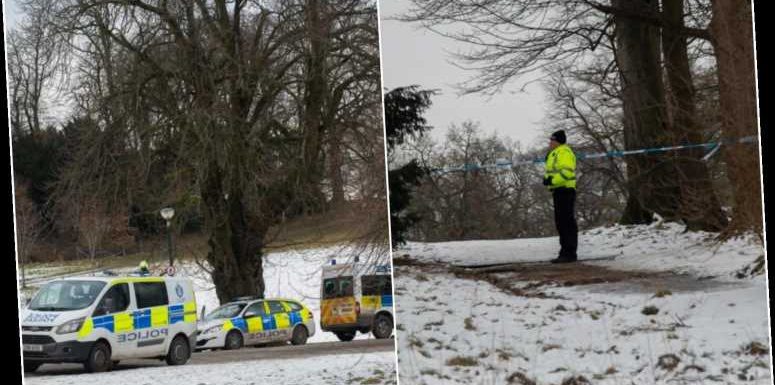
[24,352,397,385]
[179,245,388,343]
[395,224,771,384]
[402,221,764,279]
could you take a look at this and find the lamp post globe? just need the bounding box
[160,207,175,268]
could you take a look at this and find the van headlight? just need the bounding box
[56,317,85,334]
[202,325,223,335]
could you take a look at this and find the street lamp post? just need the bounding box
[160,207,175,268]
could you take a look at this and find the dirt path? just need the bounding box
[393,255,742,298]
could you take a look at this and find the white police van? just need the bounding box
[20,274,197,373]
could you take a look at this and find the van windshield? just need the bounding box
[205,303,247,321]
[29,280,106,311]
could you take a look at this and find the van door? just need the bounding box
[91,283,132,359]
[321,276,357,328]
[242,301,269,345]
[130,281,170,357]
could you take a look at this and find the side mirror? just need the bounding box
[243,311,257,319]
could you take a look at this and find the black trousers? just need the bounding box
[552,187,578,259]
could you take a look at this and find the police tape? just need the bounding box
[431,135,758,174]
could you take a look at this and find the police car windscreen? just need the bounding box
[323,276,354,299]
[29,280,107,311]
[205,303,247,321]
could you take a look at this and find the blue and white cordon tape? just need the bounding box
[432,135,758,174]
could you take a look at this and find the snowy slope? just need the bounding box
[395,225,771,384]
[403,221,764,279]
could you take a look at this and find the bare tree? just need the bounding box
[14,182,43,287]
[36,0,384,303]
[7,0,70,136]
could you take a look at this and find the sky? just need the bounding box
[378,0,550,148]
[3,0,21,27]
[4,0,552,148]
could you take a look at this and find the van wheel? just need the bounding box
[372,314,393,339]
[166,335,191,365]
[224,330,243,350]
[84,341,112,373]
[23,361,41,373]
[335,331,355,342]
[291,325,308,345]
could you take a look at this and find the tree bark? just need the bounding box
[614,0,680,224]
[662,0,727,231]
[709,0,762,236]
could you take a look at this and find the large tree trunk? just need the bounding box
[709,0,762,237]
[662,0,727,231]
[298,0,330,214]
[615,0,680,224]
[201,160,266,303]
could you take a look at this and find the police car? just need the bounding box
[20,274,198,373]
[320,259,394,341]
[195,297,315,351]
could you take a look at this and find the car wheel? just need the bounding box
[224,330,244,350]
[166,335,191,365]
[83,341,112,373]
[23,361,41,373]
[372,314,393,339]
[335,331,356,342]
[290,325,309,345]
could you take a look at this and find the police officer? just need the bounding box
[138,260,150,275]
[543,130,578,263]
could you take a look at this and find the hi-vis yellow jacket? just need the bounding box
[545,144,577,190]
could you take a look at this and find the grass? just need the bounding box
[641,305,660,315]
[445,356,479,367]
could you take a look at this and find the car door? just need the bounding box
[242,301,269,345]
[267,301,291,342]
[91,282,132,358]
[131,281,169,357]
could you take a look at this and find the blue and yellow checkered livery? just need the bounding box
[78,301,197,339]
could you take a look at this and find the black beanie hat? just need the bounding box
[550,130,566,144]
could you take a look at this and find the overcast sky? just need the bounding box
[3,0,22,27]
[378,0,550,148]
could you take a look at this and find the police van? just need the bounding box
[195,297,315,351]
[320,259,394,341]
[20,274,197,373]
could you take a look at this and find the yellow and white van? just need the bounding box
[20,274,197,373]
[320,260,393,341]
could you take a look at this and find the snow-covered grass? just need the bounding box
[395,224,771,384]
[403,221,764,279]
[24,352,397,385]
